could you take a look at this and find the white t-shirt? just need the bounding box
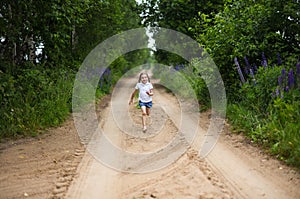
[135,82,153,103]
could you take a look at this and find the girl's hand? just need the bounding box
[146,90,153,96]
[129,99,133,105]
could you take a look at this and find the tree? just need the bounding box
[0,0,147,137]
[74,0,143,61]
[139,0,224,65]
[0,0,144,73]
[195,0,300,97]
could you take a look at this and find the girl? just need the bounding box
[129,72,154,132]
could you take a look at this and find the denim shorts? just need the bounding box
[139,100,152,108]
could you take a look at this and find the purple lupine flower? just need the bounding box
[244,56,251,75]
[275,87,280,97]
[105,68,112,86]
[285,86,289,92]
[244,67,249,75]
[99,75,104,89]
[278,76,283,87]
[103,68,111,76]
[244,56,251,68]
[296,62,300,75]
[296,62,300,89]
[282,68,286,77]
[281,68,286,85]
[234,57,246,84]
[277,53,282,66]
[251,66,256,75]
[249,68,256,85]
[271,91,275,98]
[261,52,268,68]
[288,68,295,89]
[249,68,255,78]
[253,64,258,74]
[175,65,180,71]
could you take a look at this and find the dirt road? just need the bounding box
[1,73,299,199]
[67,74,300,199]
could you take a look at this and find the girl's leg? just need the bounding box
[146,107,151,116]
[141,106,147,131]
[146,107,152,125]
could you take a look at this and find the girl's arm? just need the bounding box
[146,88,154,96]
[129,89,138,105]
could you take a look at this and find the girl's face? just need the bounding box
[141,74,148,84]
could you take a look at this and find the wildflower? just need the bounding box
[296,62,300,75]
[296,62,300,89]
[277,53,282,66]
[278,76,282,87]
[174,65,180,71]
[244,56,251,68]
[99,75,104,89]
[234,57,246,84]
[249,68,256,85]
[275,87,280,97]
[243,67,249,76]
[106,68,111,76]
[281,68,286,84]
[288,68,295,89]
[99,68,112,89]
[253,64,258,74]
[244,56,251,75]
[261,52,268,68]
[282,68,286,76]
[271,91,275,98]
[285,86,289,92]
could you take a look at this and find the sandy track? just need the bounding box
[66,76,236,199]
[1,75,299,199]
[66,75,300,199]
[0,119,85,199]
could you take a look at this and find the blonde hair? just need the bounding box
[138,72,150,83]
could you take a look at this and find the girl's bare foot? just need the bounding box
[143,126,147,132]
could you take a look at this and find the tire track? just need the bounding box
[51,148,85,199]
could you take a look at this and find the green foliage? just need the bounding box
[182,59,212,110]
[140,0,224,65]
[0,0,90,68]
[141,0,300,168]
[141,0,224,35]
[0,0,143,70]
[227,59,300,167]
[195,0,300,97]
[0,0,146,138]
[0,66,75,138]
[227,103,261,135]
[237,66,283,112]
[152,61,211,111]
[74,0,142,61]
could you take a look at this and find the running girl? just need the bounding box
[129,72,154,132]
